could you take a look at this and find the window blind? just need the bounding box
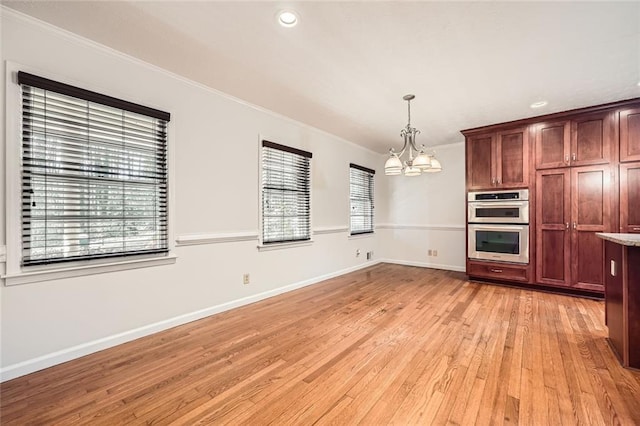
[18,71,170,266]
[262,140,312,244]
[350,163,375,235]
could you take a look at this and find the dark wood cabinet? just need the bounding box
[536,168,571,286]
[620,162,640,233]
[466,133,494,190]
[620,107,640,162]
[535,120,570,169]
[534,112,614,169]
[535,165,612,292]
[466,127,528,190]
[464,98,639,296]
[467,260,529,282]
[571,111,615,167]
[601,236,640,369]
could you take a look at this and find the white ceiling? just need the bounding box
[4,1,640,153]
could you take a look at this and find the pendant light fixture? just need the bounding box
[385,94,442,176]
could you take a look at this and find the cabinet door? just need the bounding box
[571,165,611,292]
[620,107,640,162]
[466,133,496,190]
[535,121,570,169]
[496,127,528,188]
[620,162,640,233]
[536,169,571,287]
[570,111,614,166]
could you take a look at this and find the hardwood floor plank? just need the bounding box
[2,264,639,425]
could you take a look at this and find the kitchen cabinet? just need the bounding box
[534,120,571,169]
[598,234,640,369]
[536,165,613,292]
[620,162,640,233]
[620,107,640,162]
[466,127,528,190]
[467,260,529,283]
[535,111,615,169]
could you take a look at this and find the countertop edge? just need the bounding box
[596,233,640,247]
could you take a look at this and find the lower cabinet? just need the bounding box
[467,260,530,283]
[535,165,612,292]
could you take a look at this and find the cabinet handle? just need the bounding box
[572,153,576,161]
[565,155,570,164]
[491,177,496,185]
[573,222,577,230]
[632,227,640,231]
[490,268,503,273]
[565,222,569,230]
[497,178,501,185]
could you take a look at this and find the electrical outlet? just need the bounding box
[366,251,373,260]
[433,250,438,257]
[243,273,250,285]
[428,249,432,256]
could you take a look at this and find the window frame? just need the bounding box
[349,163,375,236]
[2,64,176,286]
[259,139,313,247]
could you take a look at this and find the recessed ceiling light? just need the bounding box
[278,10,298,27]
[530,101,548,109]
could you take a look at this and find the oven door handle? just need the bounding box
[469,225,528,231]
[469,202,527,208]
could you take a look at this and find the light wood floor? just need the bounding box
[2,264,639,425]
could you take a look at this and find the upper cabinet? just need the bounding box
[534,120,571,169]
[466,127,528,190]
[620,107,640,162]
[535,112,615,169]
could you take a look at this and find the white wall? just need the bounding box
[378,143,467,271]
[0,8,467,382]
[0,9,385,381]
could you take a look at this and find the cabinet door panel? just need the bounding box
[496,127,528,187]
[570,112,613,166]
[620,162,640,233]
[466,134,495,189]
[540,230,568,283]
[536,169,571,286]
[535,121,570,169]
[571,165,611,291]
[573,231,605,291]
[620,108,640,162]
[575,168,605,226]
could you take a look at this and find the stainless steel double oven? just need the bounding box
[467,189,529,264]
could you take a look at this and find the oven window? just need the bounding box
[475,230,520,254]
[476,207,520,218]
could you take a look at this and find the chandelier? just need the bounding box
[384,94,442,176]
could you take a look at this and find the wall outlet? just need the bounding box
[366,251,373,260]
[428,249,433,256]
[243,273,250,285]
[433,250,438,257]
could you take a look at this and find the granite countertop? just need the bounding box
[596,233,640,247]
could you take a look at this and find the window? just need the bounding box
[261,140,312,244]
[350,164,375,235]
[18,72,170,266]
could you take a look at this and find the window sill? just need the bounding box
[257,240,313,252]
[2,254,177,286]
[348,232,375,240]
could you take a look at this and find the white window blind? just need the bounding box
[18,71,170,266]
[261,140,312,244]
[350,164,375,235]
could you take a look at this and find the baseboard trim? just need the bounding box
[0,260,381,382]
[380,258,466,272]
